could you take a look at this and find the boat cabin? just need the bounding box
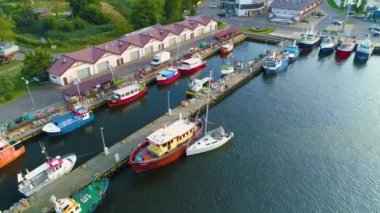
[110,83,141,101]
[54,198,81,213]
[180,57,202,69]
[146,119,196,157]
[188,77,212,92]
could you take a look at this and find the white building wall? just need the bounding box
[162,34,178,47]
[63,62,94,83]
[142,39,162,57]
[49,74,63,85]
[180,28,193,41]
[120,46,139,63]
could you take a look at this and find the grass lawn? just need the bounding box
[0,60,23,76]
[217,21,227,30]
[0,76,41,104]
[241,27,276,34]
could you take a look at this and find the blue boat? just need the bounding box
[42,106,94,136]
[355,35,374,61]
[262,52,289,74]
[319,36,336,55]
[283,40,300,62]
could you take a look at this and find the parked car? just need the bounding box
[369,25,380,31]
[332,19,344,25]
[371,29,380,36]
[217,12,229,18]
[313,11,325,17]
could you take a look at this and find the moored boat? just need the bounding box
[262,52,289,74]
[177,57,206,74]
[185,76,214,97]
[336,39,355,58]
[355,36,374,61]
[186,71,233,156]
[18,151,77,197]
[319,36,336,55]
[156,67,180,85]
[51,178,109,213]
[297,27,320,50]
[220,65,234,75]
[107,82,148,107]
[42,106,94,136]
[0,138,25,168]
[129,114,203,173]
[283,40,300,62]
[219,43,233,55]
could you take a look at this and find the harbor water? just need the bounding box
[1,41,380,212]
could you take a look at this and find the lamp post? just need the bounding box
[177,39,180,60]
[167,91,172,115]
[21,77,36,110]
[100,127,109,155]
[109,65,115,82]
[72,77,81,103]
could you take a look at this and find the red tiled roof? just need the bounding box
[159,24,188,35]
[176,20,202,30]
[187,15,215,25]
[48,55,76,76]
[141,27,171,41]
[65,47,105,64]
[96,39,130,55]
[120,34,153,47]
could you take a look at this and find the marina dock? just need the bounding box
[24,52,268,213]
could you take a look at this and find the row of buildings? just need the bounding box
[219,0,323,24]
[48,15,217,86]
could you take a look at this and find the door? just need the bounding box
[168,38,176,47]
[130,50,140,61]
[76,67,91,79]
[144,46,153,55]
[97,61,109,73]
[180,34,186,42]
[63,77,68,85]
[191,33,194,39]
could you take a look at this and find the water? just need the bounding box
[1,42,380,212]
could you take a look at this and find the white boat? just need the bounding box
[186,71,234,156]
[221,65,234,75]
[219,43,233,55]
[17,151,77,197]
[185,76,214,96]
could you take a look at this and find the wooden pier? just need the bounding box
[23,53,268,213]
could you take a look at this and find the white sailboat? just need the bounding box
[186,71,234,156]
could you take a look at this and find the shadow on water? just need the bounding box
[353,57,368,69]
[318,51,334,60]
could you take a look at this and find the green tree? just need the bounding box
[0,15,15,41]
[21,48,52,80]
[0,75,16,95]
[68,0,99,17]
[79,4,108,25]
[130,0,165,29]
[14,1,41,34]
[355,0,367,13]
[164,0,183,23]
[115,20,132,34]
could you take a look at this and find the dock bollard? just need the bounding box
[115,153,120,162]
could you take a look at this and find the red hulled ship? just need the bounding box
[156,67,181,85]
[335,39,356,59]
[219,43,233,55]
[129,115,203,173]
[177,57,206,74]
[107,82,147,107]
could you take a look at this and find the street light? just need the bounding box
[72,77,81,103]
[100,127,109,155]
[108,65,115,82]
[177,39,180,60]
[167,91,172,115]
[21,77,36,110]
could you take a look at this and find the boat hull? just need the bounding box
[0,145,25,168]
[319,47,335,55]
[297,40,319,50]
[186,132,234,156]
[129,120,203,173]
[178,62,206,75]
[72,178,109,212]
[263,59,289,75]
[354,51,370,61]
[46,114,95,136]
[220,48,233,55]
[335,49,353,58]
[107,87,148,107]
[156,72,181,85]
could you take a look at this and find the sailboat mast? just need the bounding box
[204,70,212,134]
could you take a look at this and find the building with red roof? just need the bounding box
[48,15,217,86]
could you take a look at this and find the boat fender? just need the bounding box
[135,156,143,162]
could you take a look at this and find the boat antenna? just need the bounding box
[39,141,49,160]
[204,70,212,134]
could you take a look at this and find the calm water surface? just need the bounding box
[1,42,380,212]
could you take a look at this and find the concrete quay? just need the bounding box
[24,52,269,213]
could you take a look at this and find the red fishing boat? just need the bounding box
[129,115,203,173]
[107,82,147,107]
[219,43,233,55]
[336,39,355,58]
[156,67,181,85]
[177,57,206,74]
[0,138,25,168]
